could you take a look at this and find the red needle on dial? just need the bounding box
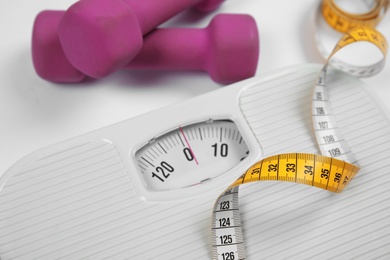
[179,126,199,165]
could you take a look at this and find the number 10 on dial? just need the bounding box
[135,120,250,192]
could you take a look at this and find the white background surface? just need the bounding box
[0,0,389,175]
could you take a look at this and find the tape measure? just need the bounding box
[322,0,389,33]
[211,1,388,259]
[212,153,359,260]
[315,0,389,77]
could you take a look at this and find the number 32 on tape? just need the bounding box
[212,153,360,260]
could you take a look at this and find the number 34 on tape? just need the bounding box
[212,153,360,260]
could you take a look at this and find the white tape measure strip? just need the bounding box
[212,187,245,260]
[315,0,388,77]
[314,26,387,164]
[313,66,358,164]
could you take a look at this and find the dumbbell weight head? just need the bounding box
[32,11,85,82]
[33,12,259,84]
[58,0,142,80]
[57,0,224,79]
[125,14,259,84]
[206,14,259,84]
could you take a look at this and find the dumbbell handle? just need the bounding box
[126,28,207,70]
[126,0,204,34]
[125,14,259,84]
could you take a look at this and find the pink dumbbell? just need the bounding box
[32,11,85,83]
[126,14,259,84]
[57,0,224,79]
[33,12,259,84]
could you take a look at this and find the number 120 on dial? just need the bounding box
[135,120,250,192]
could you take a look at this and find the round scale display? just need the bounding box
[135,119,250,191]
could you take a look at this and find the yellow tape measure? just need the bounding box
[227,153,359,193]
[322,0,389,33]
[212,154,359,260]
[211,1,388,259]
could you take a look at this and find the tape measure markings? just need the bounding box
[212,1,388,259]
[322,0,389,33]
[316,1,388,77]
[314,71,353,164]
[232,153,358,191]
[313,26,387,163]
[212,153,359,259]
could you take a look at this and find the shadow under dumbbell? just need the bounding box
[108,69,221,101]
[113,69,215,87]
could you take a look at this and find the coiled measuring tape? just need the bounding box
[322,0,389,33]
[211,1,388,259]
[316,0,389,77]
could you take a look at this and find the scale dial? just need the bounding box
[135,120,250,192]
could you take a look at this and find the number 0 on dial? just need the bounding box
[135,120,250,192]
